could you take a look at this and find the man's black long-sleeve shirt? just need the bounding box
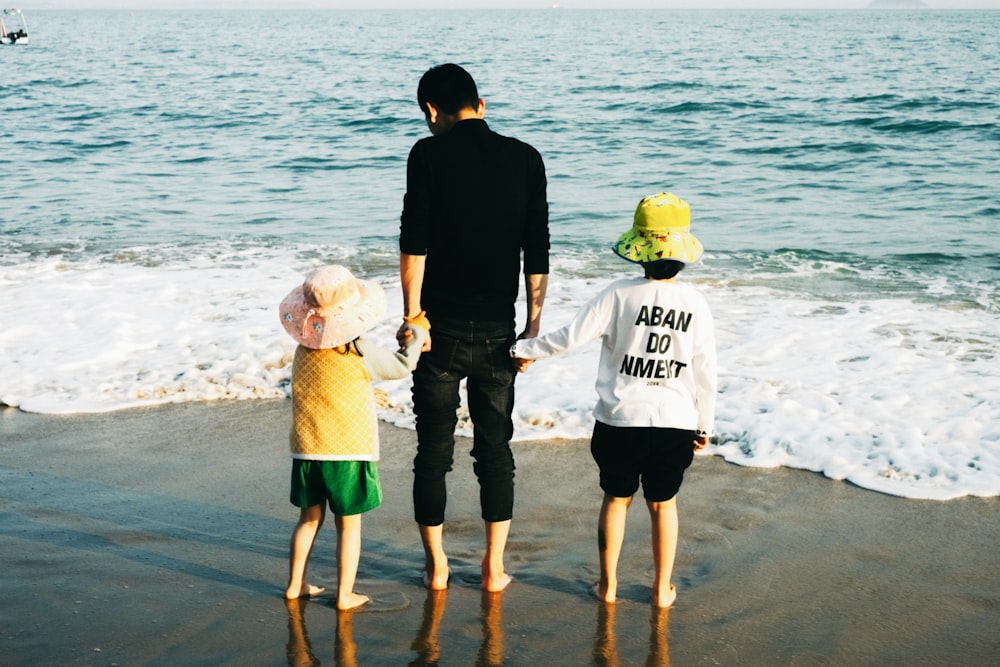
[400,119,549,324]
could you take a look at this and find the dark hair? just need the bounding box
[417,63,479,116]
[642,260,685,280]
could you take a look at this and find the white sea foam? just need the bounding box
[2,247,997,501]
[1,249,294,413]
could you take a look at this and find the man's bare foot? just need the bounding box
[423,566,450,591]
[653,584,677,608]
[592,581,616,603]
[337,593,372,611]
[336,592,371,611]
[482,571,512,593]
[284,583,325,600]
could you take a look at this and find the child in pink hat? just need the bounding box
[278,265,429,609]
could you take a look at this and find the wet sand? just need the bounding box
[2,399,998,666]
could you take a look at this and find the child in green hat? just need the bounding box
[512,192,717,608]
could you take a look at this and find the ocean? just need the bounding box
[2,9,997,500]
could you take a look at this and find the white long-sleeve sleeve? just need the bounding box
[355,325,428,382]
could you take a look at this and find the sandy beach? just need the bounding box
[2,398,997,666]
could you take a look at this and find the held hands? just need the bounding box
[397,311,432,352]
[395,322,414,349]
[693,434,710,451]
[511,330,536,373]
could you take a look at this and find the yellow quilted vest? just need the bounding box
[289,344,378,461]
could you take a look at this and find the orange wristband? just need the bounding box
[403,310,431,332]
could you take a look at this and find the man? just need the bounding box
[398,63,549,592]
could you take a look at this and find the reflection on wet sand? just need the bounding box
[409,589,447,666]
[285,586,670,665]
[408,588,506,666]
[285,599,321,667]
[594,602,671,667]
[477,591,505,667]
[646,606,671,667]
[335,608,359,667]
[284,598,360,667]
[593,603,618,667]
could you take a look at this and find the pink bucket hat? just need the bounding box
[278,265,386,349]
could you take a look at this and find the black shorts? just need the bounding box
[590,420,696,502]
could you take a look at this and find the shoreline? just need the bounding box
[2,399,998,665]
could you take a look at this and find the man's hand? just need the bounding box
[397,321,432,352]
[693,434,709,451]
[398,311,431,352]
[396,322,413,348]
[512,356,534,373]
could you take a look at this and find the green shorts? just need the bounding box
[289,459,382,516]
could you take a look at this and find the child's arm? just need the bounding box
[692,298,718,442]
[512,286,612,363]
[355,325,429,382]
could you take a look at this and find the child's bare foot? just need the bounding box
[423,565,450,591]
[653,584,677,608]
[284,583,325,600]
[592,581,616,603]
[336,592,371,611]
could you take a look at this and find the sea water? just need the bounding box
[2,9,998,500]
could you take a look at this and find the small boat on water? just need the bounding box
[1,8,28,45]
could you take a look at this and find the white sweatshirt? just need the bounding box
[513,277,716,435]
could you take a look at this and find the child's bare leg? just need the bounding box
[285,504,326,599]
[647,497,679,608]
[419,523,450,590]
[482,519,512,592]
[595,493,632,603]
[334,513,370,610]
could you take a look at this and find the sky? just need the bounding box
[23,1,1000,10]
